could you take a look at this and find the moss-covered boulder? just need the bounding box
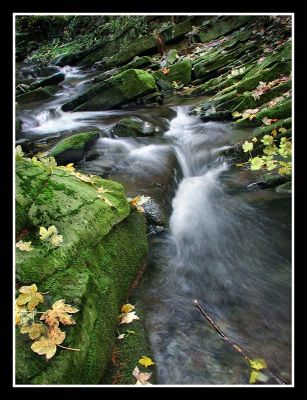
[62,69,158,112]
[154,59,192,88]
[15,157,148,384]
[16,86,59,105]
[111,117,162,137]
[48,132,100,165]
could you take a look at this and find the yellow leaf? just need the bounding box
[249,358,267,370]
[39,226,58,241]
[16,240,33,252]
[121,303,135,314]
[97,194,115,207]
[16,284,44,311]
[15,304,30,325]
[15,145,24,160]
[20,322,46,339]
[31,336,57,360]
[232,111,242,118]
[249,369,269,384]
[271,129,278,137]
[119,311,140,325]
[279,127,287,134]
[117,334,126,340]
[138,356,155,368]
[66,163,75,172]
[49,234,63,247]
[249,114,256,120]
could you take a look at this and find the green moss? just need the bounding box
[250,117,292,139]
[101,305,156,385]
[16,212,148,384]
[255,98,291,121]
[48,132,99,157]
[275,181,292,193]
[62,69,158,112]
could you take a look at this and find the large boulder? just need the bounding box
[15,157,148,383]
[48,132,100,165]
[62,69,158,112]
[154,59,192,87]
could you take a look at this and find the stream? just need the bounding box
[16,63,292,385]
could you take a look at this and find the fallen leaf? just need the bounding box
[250,157,265,170]
[262,117,273,125]
[133,366,152,385]
[40,299,78,328]
[97,193,115,207]
[249,358,267,370]
[138,355,155,368]
[16,240,33,252]
[271,129,278,137]
[249,369,269,384]
[278,127,287,134]
[15,145,24,160]
[49,234,63,247]
[119,311,140,325]
[16,284,44,311]
[242,141,253,153]
[121,303,135,314]
[31,327,66,360]
[161,67,170,75]
[15,304,31,325]
[117,334,126,340]
[20,322,46,339]
[39,226,58,241]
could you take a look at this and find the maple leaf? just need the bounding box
[278,127,287,134]
[133,366,152,385]
[15,304,31,325]
[250,157,265,170]
[49,234,63,247]
[261,135,274,146]
[242,141,253,153]
[138,356,155,368]
[129,195,151,212]
[265,159,277,171]
[31,327,66,360]
[20,322,46,339]
[121,303,135,314]
[97,193,115,207]
[119,311,140,325]
[161,67,170,75]
[40,299,78,328]
[97,186,112,194]
[232,111,242,118]
[72,171,94,184]
[58,163,75,173]
[249,369,269,384]
[249,358,267,370]
[39,226,58,241]
[16,284,44,311]
[271,129,278,137]
[16,240,33,252]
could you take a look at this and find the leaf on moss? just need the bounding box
[31,327,66,360]
[40,299,79,328]
[138,356,155,368]
[15,145,24,160]
[16,284,44,311]
[121,303,135,314]
[242,141,253,153]
[16,240,33,252]
[119,311,140,325]
[133,366,152,385]
[20,322,46,339]
[15,304,31,325]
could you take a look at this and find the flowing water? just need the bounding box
[16,64,292,385]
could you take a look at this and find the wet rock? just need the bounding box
[84,150,101,162]
[165,49,179,65]
[30,72,65,90]
[111,117,163,137]
[200,109,232,122]
[142,198,167,227]
[62,69,158,112]
[275,181,291,193]
[16,86,59,105]
[48,132,100,165]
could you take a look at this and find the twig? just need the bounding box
[58,344,80,352]
[194,299,285,385]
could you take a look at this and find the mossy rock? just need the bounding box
[16,86,59,105]
[62,69,158,112]
[48,132,100,165]
[30,72,65,90]
[154,59,192,87]
[197,16,253,43]
[275,181,291,193]
[255,98,291,121]
[15,157,148,383]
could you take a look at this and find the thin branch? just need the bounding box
[58,344,80,352]
[194,299,285,385]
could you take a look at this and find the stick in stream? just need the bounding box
[194,299,285,385]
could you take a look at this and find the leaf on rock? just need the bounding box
[16,240,33,252]
[15,304,31,325]
[261,135,274,146]
[249,358,267,370]
[119,311,140,325]
[16,284,44,311]
[20,322,46,339]
[97,193,115,208]
[138,356,155,368]
[242,141,253,153]
[133,366,152,385]
[121,303,135,314]
[129,195,151,212]
[31,327,66,360]
[40,299,78,328]
[250,157,265,170]
[15,145,24,160]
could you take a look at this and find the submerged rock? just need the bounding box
[15,157,148,384]
[111,117,163,137]
[48,132,100,165]
[62,69,158,112]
